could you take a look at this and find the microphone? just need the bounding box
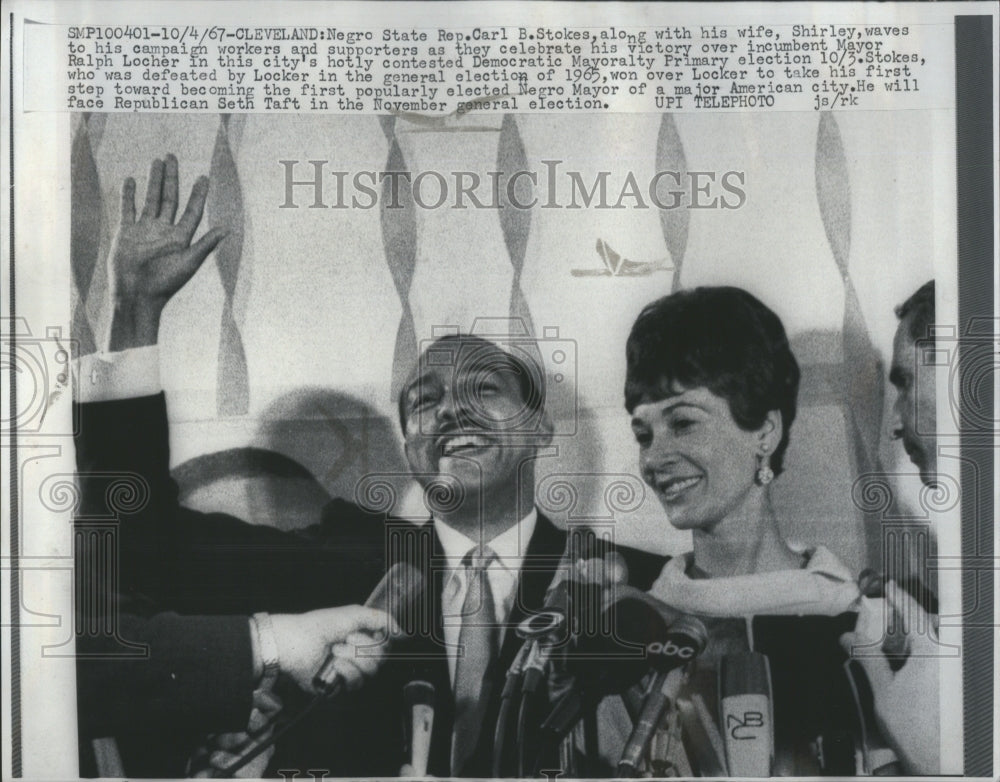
[677,692,729,776]
[219,564,426,778]
[617,667,686,777]
[617,614,708,777]
[516,610,568,693]
[313,562,425,696]
[540,591,704,742]
[718,652,773,777]
[518,551,629,693]
[403,681,435,777]
[507,553,629,776]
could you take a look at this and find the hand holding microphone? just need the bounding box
[218,607,400,778]
[313,562,425,697]
[218,564,424,777]
[267,605,401,695]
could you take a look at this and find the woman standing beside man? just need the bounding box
[623,286,927,775]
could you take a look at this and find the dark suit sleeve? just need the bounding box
[76,612,255,738]
[74,394,383,615]
[72,392,389,777]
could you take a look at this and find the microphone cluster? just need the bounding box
[492,550,710,777]
[230,559,909,778]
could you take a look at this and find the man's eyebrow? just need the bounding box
[403,371,438,400]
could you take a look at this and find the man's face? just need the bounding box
[400,343,548,511]
[889,316,937,484]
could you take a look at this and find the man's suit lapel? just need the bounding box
[387,513,568,776]
[497,513,567,668]
[468,513,568,776]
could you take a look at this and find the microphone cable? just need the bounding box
[215,688,331,778]
[492,642,531,777]
[219,562,425,777]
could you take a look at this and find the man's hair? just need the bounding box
[895,280,935,341]
[624,286,800,476]
[398,334,546,431]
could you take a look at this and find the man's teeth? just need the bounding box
[442,435,490,455]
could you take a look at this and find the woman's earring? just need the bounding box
[756,445,774,486]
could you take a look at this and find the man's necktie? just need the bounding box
[451,545,499,775]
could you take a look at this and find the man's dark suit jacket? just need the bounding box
[74,393,665,777]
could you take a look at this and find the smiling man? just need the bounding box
[393,334,563,775]
[76,154,665,777]
[399,335,549,544]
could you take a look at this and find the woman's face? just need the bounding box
[630,386,773,532]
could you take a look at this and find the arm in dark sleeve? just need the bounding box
[76,612,254,738]
[75,393,292,612]
[74,394,385,615]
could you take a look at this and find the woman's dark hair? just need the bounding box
[624,286,800,475]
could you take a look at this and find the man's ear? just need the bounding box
[759,410,783,453]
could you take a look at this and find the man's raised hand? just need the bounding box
[108,154,227,350]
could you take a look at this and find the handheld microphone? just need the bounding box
[540,593,704,742]
[403,681,435,777]
[313,562,425,696]
[516,610,568,693]
[510,553,629,776]
[616,613,707,777]
[617,667,686,777]
[220,563,426,778]
[718,652,773,777]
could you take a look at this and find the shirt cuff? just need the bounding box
[75,346,162,403]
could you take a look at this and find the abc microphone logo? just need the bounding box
[645,636,697,659]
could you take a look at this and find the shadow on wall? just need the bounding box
[172,387,409,531]
[532,398,606,532]
[775,329,882,575]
